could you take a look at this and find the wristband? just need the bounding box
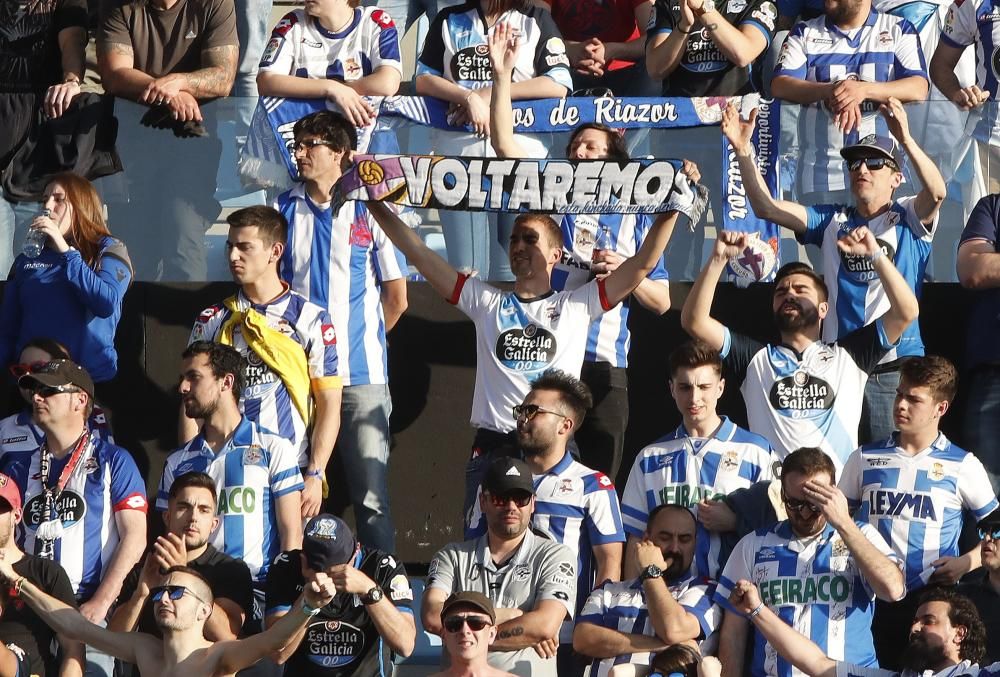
[301,602,322,617]
[748,603,764,618]
[11,577,25,598]
[867,247,885,264]
[305,469,323,479]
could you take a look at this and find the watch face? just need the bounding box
[366,587,383,603]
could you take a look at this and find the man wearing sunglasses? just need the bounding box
[0,559,339,677]
[424,456,576,676]
[959,510,1000,665]
[431,592,515,677]
[721,98,945,445]
[263,513,415,675]
[713,447,905,677]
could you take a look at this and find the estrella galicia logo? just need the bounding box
[769,371,835,416]
[495,324,557,372]
[840,238,895,283]
[451,44,491,82]
[305,619,365,667]
[25,490,87,529]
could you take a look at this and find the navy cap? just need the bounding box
[303,514,356,570]
[840,134,900,166]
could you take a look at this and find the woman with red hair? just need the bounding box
[0,172,132,382]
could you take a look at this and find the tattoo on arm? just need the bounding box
[496,626,524,640]
[185,44,238,97]
[99,42,135,58]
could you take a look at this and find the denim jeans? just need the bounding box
[861,369,901,448]
[233,0,271,97]
[337,384,395,552]
[0,199,36,279]
[85,620,115,677]
[964,367,1000,494]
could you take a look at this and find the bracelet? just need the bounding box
[301,602,322,617]
[748,603,764,618]
[304,469,323,479]
[677,26,693,33]
[867,247,885,264]
[12,577,25,598]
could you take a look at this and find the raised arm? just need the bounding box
[881,98,945,225]
[721,103,808,233]
[680,231,749,351]
[489,23,528,159]
[836,226,919,344]
[364,201,460,299]
[635,541,702,643]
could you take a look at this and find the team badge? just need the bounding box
[929,462,945,481]
[243,446,263,466]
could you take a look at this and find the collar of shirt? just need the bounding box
[476,529,536,573]
[190,416,255,455]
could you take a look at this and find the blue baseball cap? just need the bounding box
[840,134,900,166]
[303,514,356,570]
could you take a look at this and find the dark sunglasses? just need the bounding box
[10,361,51,379]
[291,139,334,152]
[512,404,566,422]
[487,491,532,508]
[150,585,208,605]
[32,385,79,398]
[782,494,821,514]
[847,157,898,172]
[979,526,1000,541]
[443,615,492,632]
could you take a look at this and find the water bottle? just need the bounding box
[22,209,50,259]
[592,225,612,262]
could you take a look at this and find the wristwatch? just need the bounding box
[695,0,716,15]
[639,565,663,582]
[362,586,384,605]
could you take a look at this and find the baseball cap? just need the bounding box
[303,514,356,570]
[18,359,94,400]
[441,591,496,624]
[978,508,1000,533]
[0,473,22,513]
[840,134,900,166]
[481,457,534,496]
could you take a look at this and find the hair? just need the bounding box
[566,124,630,163]
[650,643,702,677]
[168,471,218,506]
[226,206,287,247]
[530,369,593,430]
[182,341,247,404]
[668,340,723,379]
[20,337,71,361]
[646,503,697,534]
[773,262,829,302]
[293,110,358,152]
[899,355,958,403]
[161,565,215,606]
[485,0,533,15]
[779,447,836,487]
[513,214,563,251]
[915,588,986,664]
[46,172,113,268]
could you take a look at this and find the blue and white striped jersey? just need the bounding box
[275,188,406,387]
[773,9,926,193]
[0,439,147,600]
[258,7,402,81]
[621,417,778,578]
[716,521,899,677]
[156,417,305,583]
[466,451,626,641]
[942,0,1000,144]
[579,573,722,677]
[839,433,999,591]
[550,213,669,368]
[722,322,892,473]
[800,197,934,363]
[189,286,341,467]
[0,408,114,464]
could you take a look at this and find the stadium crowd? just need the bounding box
[4,0,1000,673]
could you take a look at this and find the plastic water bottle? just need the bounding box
[592,225,612,262]
[22,209,50,259]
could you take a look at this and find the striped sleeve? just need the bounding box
[267,434,305,497]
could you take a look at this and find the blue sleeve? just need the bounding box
[63,245,132,319]
[636,215,670,282]
[0,262,23,367]
[796,204,839,247]
[108,445,148,512]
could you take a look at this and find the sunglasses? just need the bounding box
[979,526,1000,541]
[512,404,566,422]
[292,139,334,152]
[847,158,898,172]
[487,491,532,508]
[32,385,80,398]
[443,615,492,633]
[782,494,821,514]
[150,585,208,605]
[10,361,51,379]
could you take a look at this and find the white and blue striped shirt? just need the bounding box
[774,9,926,193]
[550,213,669,368]
[716,520,899,677]
[942,0,1000,144]
[275,187,406,387]
[579,573,721,677]
[156,417,305,583]
[621,417,778,578]
[840,432,999,591]
[801,197,934,363]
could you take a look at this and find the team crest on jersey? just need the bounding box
[929,462,946,481]
[831,537,849,558]
[513,564,531,581]
[556,479,574,495]
[261,37,282,67]
[349,219,373,247]
[495,324,557,373]
[84,457,99,474]
[727,0,747,12]
[344,58,363,80]
[243,446,264,467]
[389,574,413,601]
[25,490,86,529]
[878,30,892,45]
[721,451,739,471]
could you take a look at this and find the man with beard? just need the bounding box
[729,581,986,677]
[573,504,721,677]
[110,471,253,640]
[721,98,945,445]
[681,227,919,472]
[959,510,1000,665]
[158,341,304,629]
[423,457,577,676]
[0,561,340,677]
[0,472,84,677]
[465,369,625,675]
[713,447,905,677]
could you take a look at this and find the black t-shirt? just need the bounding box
[0,0,88,92]
[0,555,77,677]
[648,0,776,96]
[116,545,254,637]
[265,547,413,677]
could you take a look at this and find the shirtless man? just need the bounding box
[429,592,516,677]
[0,560,335,677]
